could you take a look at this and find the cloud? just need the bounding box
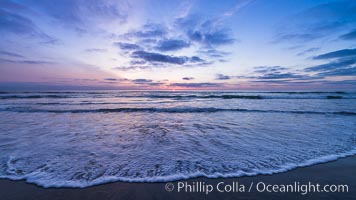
[303,48,356,78]
[132,79,153,83]
[131,51,186,65]
[303,49,356,78]
[222,0,253,17]
[102,77,164,87]
[124,23,167,39]
[198,48,230,58]
[274,33,319,43]
[240,66,315,82]
[215,74,231,80]
[155,39,190,51]
[305,57,356,72]
[104,78,118,81]
[131,50,205,65]
[317,67,356,76]
[143,82,164,86]
[131,79,164,86]
[253,66,288,73]
[187,29,234,46]
[24,0,128,32]
[0,6,56,42]
[250,80,314,84]
[204,30,235,45]
[114,42,141,50]
[175,12,236,47]
[328,79,356,85]
[130,60,146,65]
[103,78,129,82]
[339,29,356,40]
[0,50,24,58]
[113,66,150,71]
[169,82,222,88]
[257,72,307,80]
[313,48,356,59]
[85,48,107,53]
[182,77,194,80]
[114,10,237,70]
[274,1,356,43]
[190,56,205,62]
[296,47,320,56]
[0,58,54,65]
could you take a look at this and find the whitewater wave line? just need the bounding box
[0,91,350,94]
[1,107,356,115]
[0,94,354,100]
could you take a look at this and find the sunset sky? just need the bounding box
[0,0,355,90]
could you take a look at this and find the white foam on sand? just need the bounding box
[1,150,355,188]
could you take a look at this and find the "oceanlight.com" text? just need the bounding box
[165,181,349,195]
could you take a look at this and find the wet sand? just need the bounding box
[0,155,355,200]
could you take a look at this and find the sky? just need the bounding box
[0,0,355,90]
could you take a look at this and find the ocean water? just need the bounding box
[0,91,355,188]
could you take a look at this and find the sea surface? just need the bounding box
[0,90,355,188]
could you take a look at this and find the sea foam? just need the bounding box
[0,91,355,188]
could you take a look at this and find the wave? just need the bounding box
[1,150,355,188]
[0,91,351,94]
[1,94,355,100]
[136,94,355,99]
[143,95,264,99]
[261,91,348,94]
[35,101,175,106]
[2,107,356,115]
[0,95,69,99]
[326,96,343,99]
[0,94,264,99]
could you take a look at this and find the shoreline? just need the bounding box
[1,155,355,200]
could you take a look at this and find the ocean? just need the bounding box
[0,91,355,188]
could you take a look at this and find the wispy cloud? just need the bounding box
[169,82,222,88]
[239,66,316,82]
[114,10,237,70]
[253,66,288,73]
[0,58,54,65]
[177,14,236,47]
[0,4,57,43]
[274,1,356,44]
[25,0,128,33]
[123,23,167,39]
[313,48,356,59]
[303,48,356,78]
[155,39,190,51]
[113,66,151,71]
[131,50,205,65]
[131,79,164,86]
[85,48,107,53]
[103,78,128,81]
[305,57,356,72]
[339,29,356,40]
[222,0,253,18]
[132,79,153,83]
[114,42,142,51]
[296,48,320,56]
[317,67,356,76]
[257,72,307,80]
[182,77,194,80]
[215,74,231,80]
[0,50,24,58]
